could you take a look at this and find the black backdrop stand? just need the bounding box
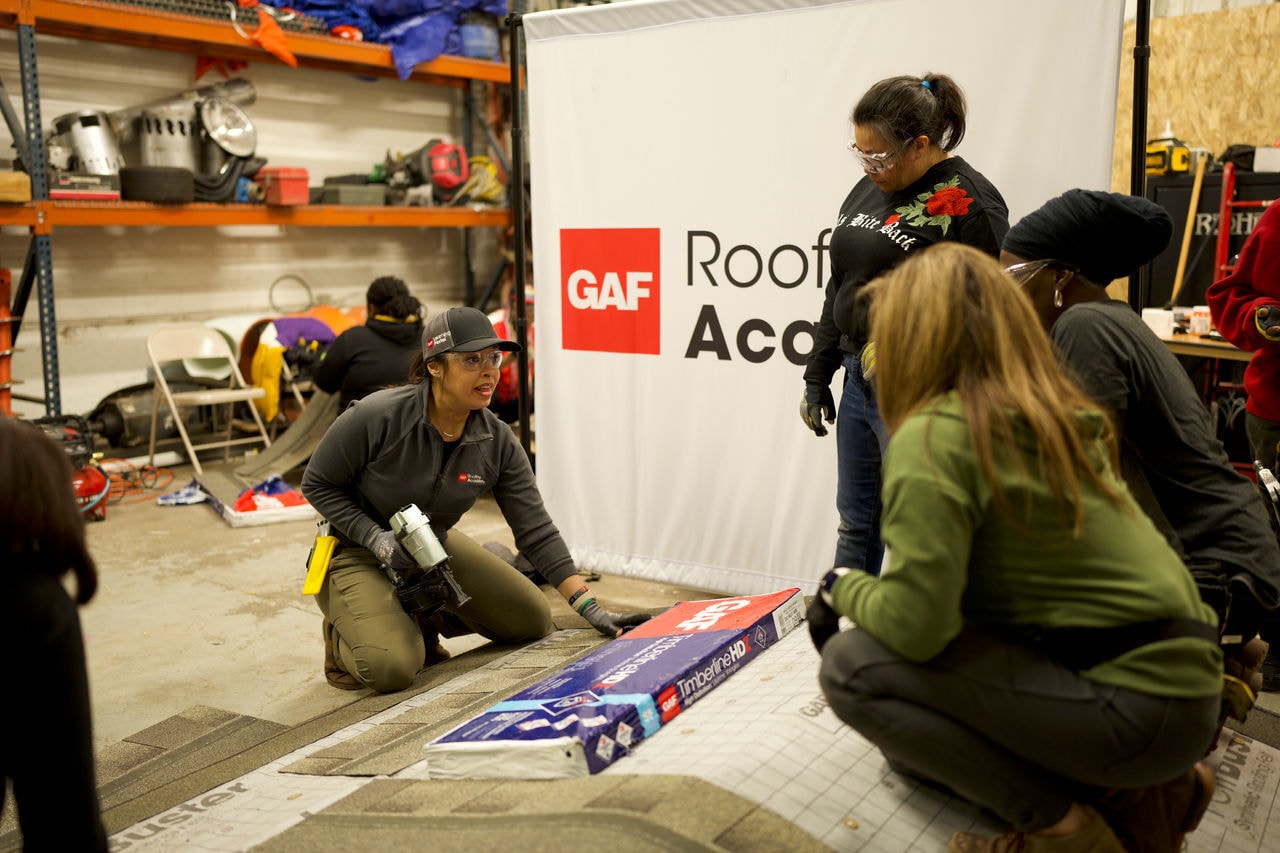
[1129,0,1152,311]
[505,12,532,462]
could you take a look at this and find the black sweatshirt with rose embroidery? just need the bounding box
[804,156,1009,389]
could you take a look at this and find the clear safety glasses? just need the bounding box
[847,140,909,174]
[448,350,505,370]
[1003,259,1079,286]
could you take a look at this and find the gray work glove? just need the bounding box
[577,598,652,638]
[801,383,836,437]
[368,529,417,571]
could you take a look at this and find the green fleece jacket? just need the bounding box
[827,392,1222,699]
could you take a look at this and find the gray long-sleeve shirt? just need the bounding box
[300,380,577,588]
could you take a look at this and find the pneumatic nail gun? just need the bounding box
[387,503,471,615]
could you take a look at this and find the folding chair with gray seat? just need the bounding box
[147,324,272,475]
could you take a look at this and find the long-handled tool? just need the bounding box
[0,74,30,170]
[1167,149,1210,309]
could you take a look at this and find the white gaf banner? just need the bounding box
[526,0,1125,595]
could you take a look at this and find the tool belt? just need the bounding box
[1005,618,1219,671]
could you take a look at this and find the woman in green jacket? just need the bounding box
[809,244,1221,853]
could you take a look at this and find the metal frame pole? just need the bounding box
[1128,0,1152,312]
[17,21,60,415]
[504,12,531,461]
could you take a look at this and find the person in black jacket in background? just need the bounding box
[315,276,425,411]
[0,417,108,852]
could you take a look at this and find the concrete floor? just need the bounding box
[12,451,1280,853]
[79,456,729,752]
[77,454,1280,753]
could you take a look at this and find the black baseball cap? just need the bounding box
[421,307,521,358]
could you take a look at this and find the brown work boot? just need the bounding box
[949,805,1124,852]
[1095,761,1215,853]
[415,611,452,669]
[322,618,364,690]
[1239,636,1270,671]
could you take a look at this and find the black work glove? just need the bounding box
[1256,305,1280,341]
[368,530,417,571]
[578,598,652,638]
[801,384,836,436]
[808,567,852,653]
[807,595,840,654]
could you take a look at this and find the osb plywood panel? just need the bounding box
[1112,4,1280,192]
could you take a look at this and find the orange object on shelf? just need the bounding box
[0,0,511,84]
[258,167,309,206]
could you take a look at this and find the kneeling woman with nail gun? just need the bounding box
[301,306,650,692]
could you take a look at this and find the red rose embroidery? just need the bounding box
[885,214,900,226]
[925,186,973,217]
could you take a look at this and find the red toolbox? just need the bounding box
[258,167,309,206]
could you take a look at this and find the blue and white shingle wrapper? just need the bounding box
[283,0,507,79]
[421,588,805,779]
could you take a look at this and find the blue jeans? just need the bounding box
[834,351,889,575]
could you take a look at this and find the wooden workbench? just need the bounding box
[1160,333,1252,363]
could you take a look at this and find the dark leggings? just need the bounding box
[819,627,1219,833]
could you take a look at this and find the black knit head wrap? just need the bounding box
[1002,189,1173,284]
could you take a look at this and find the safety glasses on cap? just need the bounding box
[447,350,504,370]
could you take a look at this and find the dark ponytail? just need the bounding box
[851,72,967,152]
[366,276,423,321]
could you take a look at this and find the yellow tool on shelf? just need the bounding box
[1147,121,1192,176]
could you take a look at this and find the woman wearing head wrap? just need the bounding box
[812,244,1220,853]
[999,190,1279,689]
[801,72,1009,579]
[302,307,650,693]
[313,276,425,411]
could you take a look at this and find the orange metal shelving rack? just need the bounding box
[0,0,515,414]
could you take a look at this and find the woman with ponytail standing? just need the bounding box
[800,73,1009,579]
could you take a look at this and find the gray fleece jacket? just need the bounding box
[300,380,577,588]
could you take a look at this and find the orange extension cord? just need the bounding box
[98,458,176,505]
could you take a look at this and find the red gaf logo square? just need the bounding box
[560,228,660,354]
[657,684,682,723]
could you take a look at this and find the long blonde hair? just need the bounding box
[865,243,1125,531]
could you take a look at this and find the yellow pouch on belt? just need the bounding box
[302,520,337,595]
